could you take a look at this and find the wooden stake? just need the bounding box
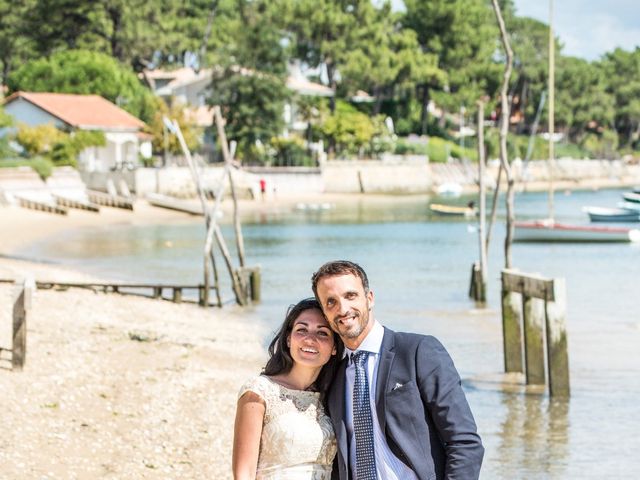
[12,278,34,371]
[501,288,523,373]
[546,278,569,396]
[523,295,546,385]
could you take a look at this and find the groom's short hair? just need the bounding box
[311,260,370,299]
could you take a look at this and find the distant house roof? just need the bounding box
[142,67,334,98]
[286,76,334,97]
[3,91,146,130]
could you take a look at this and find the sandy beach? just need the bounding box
[0,201,279,479]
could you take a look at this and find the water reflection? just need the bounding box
[497,393,569,479]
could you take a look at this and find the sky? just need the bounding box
[389,0,640,62]
[512,0,640,61]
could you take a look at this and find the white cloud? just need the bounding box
[513,0,640,60]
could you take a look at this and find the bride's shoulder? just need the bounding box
[238,374,274,400]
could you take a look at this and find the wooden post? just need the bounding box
[501,288,523,373]
[198,286,205,306]
[469,262,486,304]
[249,266,261,303]
[476,100,488,305]
[153,287,162,299]
[523,294,546,385]
[12,278,34,371]
[172,288,182,304]
[546,278,570,396]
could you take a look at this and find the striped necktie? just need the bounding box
[352,350,376,479]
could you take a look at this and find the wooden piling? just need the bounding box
[545,278,570,396]
[12,278,34,371]
[172,288,182,304]
[523,295,546,385]
[249,266,261,303]
[153,287,162,299]
[501,289,523,373]
[469,262,486,304]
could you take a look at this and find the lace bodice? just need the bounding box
[238,375,337,479]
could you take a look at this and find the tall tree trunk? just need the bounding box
[373,86,383,115]
[492,0,515,269]
[419,84,430,136]
[327,62,336,113]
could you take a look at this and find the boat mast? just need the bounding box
[548,0,555,221]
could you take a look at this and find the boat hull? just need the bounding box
[514,221,640,242]
[584,207,640,222]
[429,203,476,217]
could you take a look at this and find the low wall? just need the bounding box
[78,158,640,198]
[322,157,432,194]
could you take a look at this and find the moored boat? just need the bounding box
[622,192,640,203]
[429,203,477,217]
[583,206,640,222]
[514,220,640,242]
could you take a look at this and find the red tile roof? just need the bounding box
[3,91,146,130]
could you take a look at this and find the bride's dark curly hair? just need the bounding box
[263,298,344,394]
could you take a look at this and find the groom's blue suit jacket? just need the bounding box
[327,327,484,480]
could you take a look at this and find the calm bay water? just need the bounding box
[20,187,640,478]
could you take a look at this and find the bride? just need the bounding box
[233,298,344,479]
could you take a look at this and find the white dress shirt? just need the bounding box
[344,320,418,480]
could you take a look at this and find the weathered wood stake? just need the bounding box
[545,278,569,396]
[523,295,546,385]
[501,288,523,373]
[12,278,34,371]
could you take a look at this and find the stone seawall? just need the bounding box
[79,158,640,198]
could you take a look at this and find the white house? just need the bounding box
[142,66,335,133]
[3,91,152,172]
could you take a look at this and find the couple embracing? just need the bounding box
[233,260,484,480]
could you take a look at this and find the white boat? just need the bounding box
[618,201,640,211]
[429,203,477,217]
[583,206,640,222]
[436,182,463,197]
[622,192,640,203]
[514,220,640,242]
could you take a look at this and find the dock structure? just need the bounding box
[86,190,134,210]
[52,193,100,212]
[501,268,570,397]
[0,278,222,307]
[15,195,68,215]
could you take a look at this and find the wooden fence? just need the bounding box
[501,268,570,397]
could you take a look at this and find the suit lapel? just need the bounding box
[329,358,349,465]
[375,328,395,435]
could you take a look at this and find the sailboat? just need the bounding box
[513,0,640,243]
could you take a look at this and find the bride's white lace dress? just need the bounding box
[238,375,337,479]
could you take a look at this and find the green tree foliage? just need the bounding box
[13,123,105,167]
[403,0,501,131]
[148,97,202,155]
[555,56,615,142]
[0,0,33,87]
[289,0,359,112]
[209,0,291,163]
[508,16,551,133]
[320,101,389,158]
[339,2,444,116]
[7,50,156,123]
[21,0,94,56]
[599,48,640,149]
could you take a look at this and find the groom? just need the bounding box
[312,260,483,480]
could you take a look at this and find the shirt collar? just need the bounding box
[344,320,384,359]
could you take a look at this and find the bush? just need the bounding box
[0,157,54,179]
[269,136,314,167]
[319,101,391,158]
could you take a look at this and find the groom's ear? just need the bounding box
[367,289,374,310]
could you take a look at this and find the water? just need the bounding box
[19,188,640,478]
